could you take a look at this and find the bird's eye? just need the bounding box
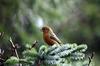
[42,28,46,31]
[43,28,45,30]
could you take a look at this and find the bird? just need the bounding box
[41,26,62,46]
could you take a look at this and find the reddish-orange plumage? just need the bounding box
[41,26,62,46]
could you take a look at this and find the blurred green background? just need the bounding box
[0,0,100,65]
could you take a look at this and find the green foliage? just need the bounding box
[5,56,19,65]
[4,43,90,66]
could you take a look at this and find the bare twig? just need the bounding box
[0,32,4,39]
[0,32,1,36]
[9,37,21,66]
[9,37,19,59]
[0,49,5,66]
[0,49,4,57]
[30,40,38,49]
[88,52,95,66]
[19,59,32,64]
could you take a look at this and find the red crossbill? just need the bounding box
[41,26,62,46]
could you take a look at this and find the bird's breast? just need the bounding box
[43,34,55,45]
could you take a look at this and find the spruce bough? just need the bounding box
[5,43,91,66]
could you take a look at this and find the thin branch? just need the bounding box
[30,40,38,49]
[9,37,19,59]
[0,49,5,66]
[19,59,32,64]
[9,37,21,66]
[88,52,95,66]
[0,32,1,36]
[37,60,41,66]
[0,32,4,39]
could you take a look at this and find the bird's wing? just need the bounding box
[50,34,62,44]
